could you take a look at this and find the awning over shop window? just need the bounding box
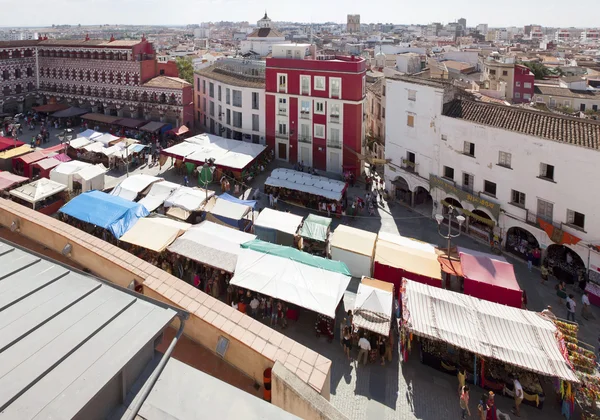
[538,218,581,246]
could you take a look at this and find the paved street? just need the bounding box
[31,126,598,420]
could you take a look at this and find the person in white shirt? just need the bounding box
[357,335,371,366]
[582,292,591,320]
[512,375,523,417]
[566,294,577,322]
[269,193,274,207]
[250,296,259,318]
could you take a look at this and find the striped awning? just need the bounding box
[401,279,579,382]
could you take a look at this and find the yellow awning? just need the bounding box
[0,145,34,160]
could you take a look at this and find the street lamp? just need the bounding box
[435,205,466,256]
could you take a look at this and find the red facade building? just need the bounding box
[513,64,535,103]
[265,44,366,175]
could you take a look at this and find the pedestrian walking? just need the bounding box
[460,386,471,419]
[540,264,549,284]
[582,292,591,320]
[566,294,576,322]
[477,394,488,420]
[183,175,189,186]
[511,375,523,417]
[343,327,352,360]
[457,368,466,395]
[269,192,274,207]
[357,334,371,365]
[556,280,567,305]
[526,250,533,271]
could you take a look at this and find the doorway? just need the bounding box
[277,142,287,161]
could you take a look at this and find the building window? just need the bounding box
[300,75,310,95]
[515,92,521,99]
[202,98,206,113]
[315,101,325,114]
[209,82,214,98]
[523,93,531,100]
[232,111,242,128]
[462,172,474,192]
[278,74,287,92]
[537,198,554,222]
[232,90,242,107]
[524,82,532,89]
[218,85,221,101]
[226,88,230,105]
[218,105,222,120]
[226,109,231,124]
[382,85,386,96]
[515,81,521,87]
[498,151,511,168]
[567,209,585,230]
[314,76,325,91]
[539,163,554,181]
[443,166,454,180]
[202,80,206,94]
[278,97,287,115]
[209,101,215,117]
[278,122,287,135]
[407,114,414,127]
[382,107,385,118]
[408,89,417,101]
[314,124,325,138]
[489,69,496,75]
[483,180,497,196]
[300,100,310,116]
[502,70,508,76]
[252,114,259,132]
[463,141,475,157]
[330,78,341,98]
[252,92,259,110]
[511,190,526,207]
[330,103,340,123]
[299,124,310,141]
[328,127,341,147]
[441,134,447,141]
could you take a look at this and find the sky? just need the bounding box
[3,0,597,28]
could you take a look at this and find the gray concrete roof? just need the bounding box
[114,357,300,420]
[0,240,177,418]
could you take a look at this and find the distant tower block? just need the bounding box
[347,14,360,33]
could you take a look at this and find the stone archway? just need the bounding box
[547,244,585,284]
[413,186,432,212]
[392,176,411,205]
[505,226,541,263]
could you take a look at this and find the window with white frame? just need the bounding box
[209,82,214,98]
[252,114,259,132]
[463,141,475,157]
[330,103,340,122]
[314,124,325,138]
[523,93,531,100]
[300,124,310,140]
[328,127,340,147]
[498,151,511,168]
[462,172,474,192]
[330,78,341,98]
[300,75,310,95]
[315,101,325,114]
[515,92,521,98]
[314,76,325,91]
[278,74,287,92]
[511,189,526,206]
[278,122,287,135]
[537,198,553,222]
[278,97,287,115]
[408,89,417,101]
[567,209,585,229]
[232,111,242,128]
[232,90,242,107]
[524,82,532,89]
[252,92,259,110]
[226,88,230,105]
[209,101,215,117]
[539,163,555,181]
[515,81,521,87]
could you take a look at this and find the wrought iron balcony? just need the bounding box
[327,140,342,149]
[329,114,340,124]
[300,111,310,119]
[298,135,312,144]
[276,132,288,139]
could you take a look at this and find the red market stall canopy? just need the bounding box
[0,137,25,152]
[459,249,522,308]
[168,125,189,136]
[373,232,442,291]
[401,279,579,382]
[0,171,28,191]
[32,103,69,113]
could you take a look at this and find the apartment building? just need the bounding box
[265,44,366,175]
[384,75,600,275]
[195,58,265,143]
[534,76,600,112]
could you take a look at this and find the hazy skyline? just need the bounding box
[3,0,598,29]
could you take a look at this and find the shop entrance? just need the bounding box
[393,176,411,204]
[505,227,541,266]
[546,244,585,284]
[468,210,494,243]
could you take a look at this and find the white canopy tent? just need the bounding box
[78,129,102,140]
[161,141,201,159]
[353,277,394,336]
[163,186,214,212]
[82,141,105,153]
[50,160,93,191]
[95,133,120,146]
[253,208,303,246]
[402,279,579,382]
[9,178,66,208]
[230,248,351,318]
[72,164,107,192]
[68,137,92,149]
[210,198,251,220]
[330,225,378,278]
[119,217,190,253]
[265,168,347,201]
[110,174,163,201]
[168,221,256,272]
[138,181,181,212]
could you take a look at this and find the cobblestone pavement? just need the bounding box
[34,129,597,420]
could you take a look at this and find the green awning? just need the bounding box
[298,214,332,242]
[241,239,350,276]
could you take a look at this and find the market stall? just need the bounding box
[373,232,441,291]
[78,129,103,141]
[0,171,28,198]
[81,113,122,131]
[265,168,347,210]
[163,186,215,222]
[204,194,254,231]
[0,136,24,152]
[253,207,304,247]
[49,160,93,192]
[138,181,181,212]
[12,150,47,177]
[167,221,256,273]
[230,239,351,318]
[459,248,523,308]
[110,174,163,201]
[9,178,67,215]
[0,145,33,171]
[59,190,149,239]
[119,216,190,253]
[353,277,394,337]
[140,121,169,134]
[72,164,107,193]
[329,225,377,278]
[31,157,63,179]
[400,279,579,410]
[297,214,332,257]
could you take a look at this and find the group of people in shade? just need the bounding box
[458,371,524,419]
[340,310,392,367]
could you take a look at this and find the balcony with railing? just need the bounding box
[276,132,288,139]
[300,111,310,119]
[278,84,287,93]
[329,114,340,124]
[331,88,340,99]
[277,107,288,116]
[298,135,312,144]
[401,158,418,173]
[327,139,342,149]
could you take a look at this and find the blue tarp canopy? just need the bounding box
[218,193,257,210]
[59,190,149,238]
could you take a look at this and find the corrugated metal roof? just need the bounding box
[0,240,177,416]
[401,279,579,382]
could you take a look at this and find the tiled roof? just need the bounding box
[195,66,265,89]
[534,85,599,100]
[247,28,284,38]
[0,40,41,48]
[38,39,142,47]
[143,76,191,89]
[366,78,383,97]
[443,99,600,150]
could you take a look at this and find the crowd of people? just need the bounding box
[339,310,393,366]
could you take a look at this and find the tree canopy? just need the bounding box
[520,61,550,80]
[176,57,194,85]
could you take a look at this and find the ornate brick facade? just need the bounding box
[0,38,193,129]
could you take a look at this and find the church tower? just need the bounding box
[257,12,272,29]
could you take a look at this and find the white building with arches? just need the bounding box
[384,74,600,278]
